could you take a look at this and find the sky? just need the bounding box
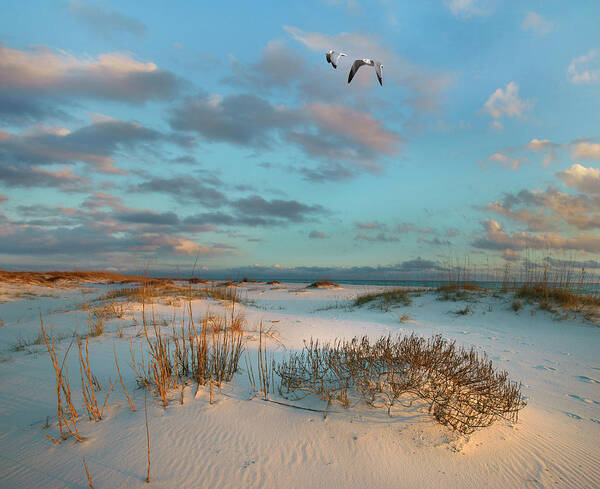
[0,0,599,279]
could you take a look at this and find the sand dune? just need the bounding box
[0,281,598,488]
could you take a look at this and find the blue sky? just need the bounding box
[0,0,599,278]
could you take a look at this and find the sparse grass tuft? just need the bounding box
[88,318,104,338]
[11,331,71,352]
[454,305,471,315]
[399,312,412,322]
[512,300,522,312]
[354,288,415,312]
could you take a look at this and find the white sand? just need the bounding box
[0,282,599,488]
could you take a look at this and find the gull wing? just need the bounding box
[375,62,383,86]
[331,52,347,69]
[348,59,367,83]
[326,51,332,65]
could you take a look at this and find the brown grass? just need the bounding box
[144,389,151,484]
[246,323,275,400]
[40,316,82,442]
[78,336,104,421]
[82,457,95,489]
[114,345,136,412]
[516,284,600,311]
[0,270,171,287]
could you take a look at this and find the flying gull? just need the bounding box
[347,59,383,86]
[325,50,347,69]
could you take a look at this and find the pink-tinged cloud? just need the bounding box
[308,104,402,155]
[477,219,600,253]
[0,44,179,102]
[137,234,232,256]
[82,192,129,210]
[572,142,600,160]
[31,167,91,184]
[557,164,600,195]
[489,186,600,231]
[487,201,556,232]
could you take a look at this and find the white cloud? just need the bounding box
[483,82,532,125]
[521,11,553,36]
[567,50,600,84]
[557,164,600,195]
[527,138,551,151]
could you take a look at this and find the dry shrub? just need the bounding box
[307,280,339,288]
[277,334,526,434]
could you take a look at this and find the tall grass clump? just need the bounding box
[77,336,114,421]
[246,323,275,400]
[515,259,600,313]
[277,334,526,434]
[132,296,245,407]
